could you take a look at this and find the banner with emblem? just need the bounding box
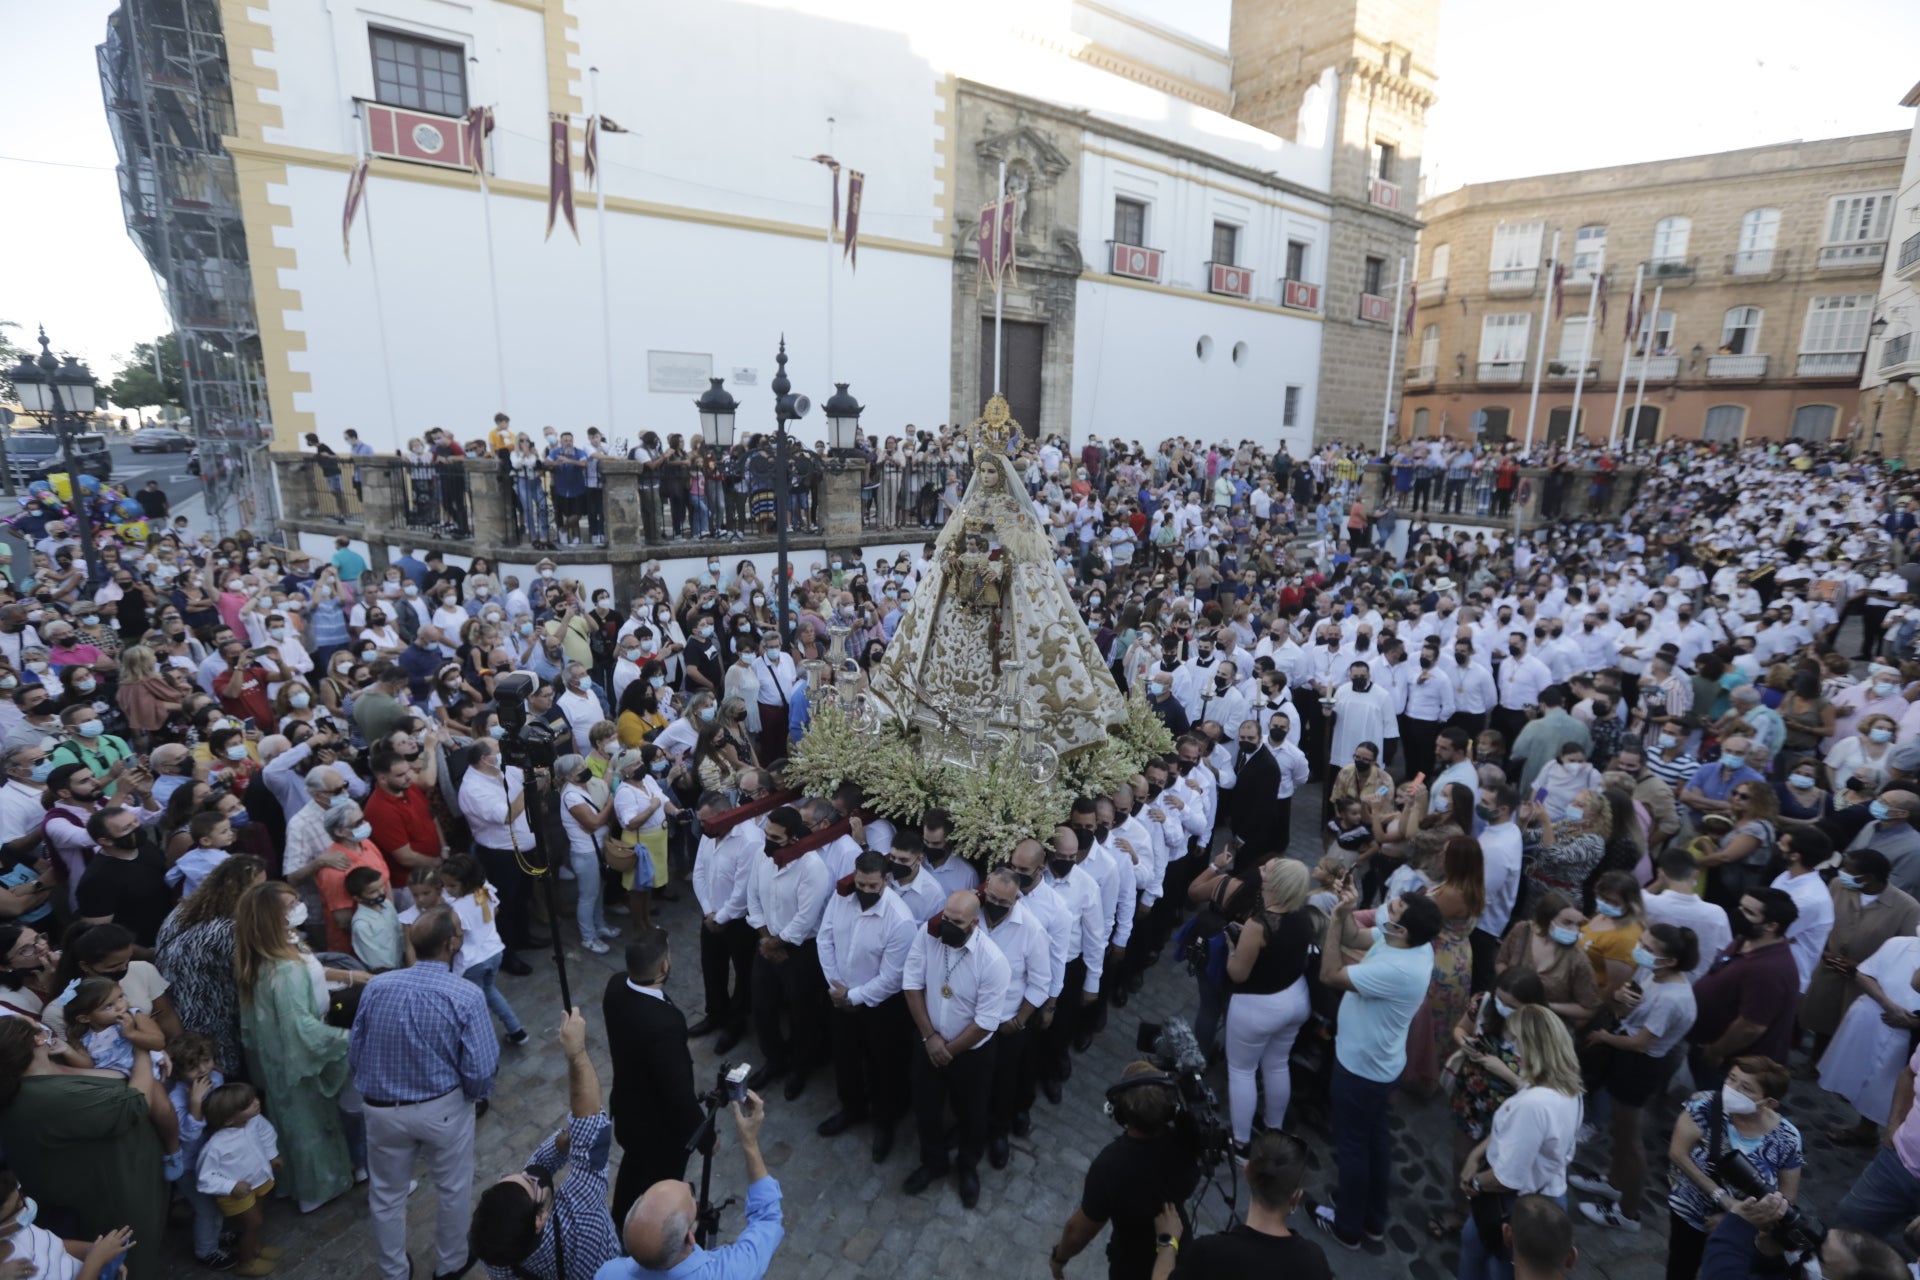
[341,158,369,262]
[843,170,864,270]
[546,113,577,241]
[976,198,1000,289]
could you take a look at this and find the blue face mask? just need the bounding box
[1838,871,1866,890]
[28,760,53,784]
[1630,945,1659,969]
[1550,925,1581,946]
[699,706,716,722]
[78,721,105,739]
[10,1195,36,1231]
[1492,997,1516,1019]
[1594,899,1624,918]
[228,811,250,829]
[489,725,508,740]
[328,793,353,810]
[1872,800,1893,821]
[351,821,373,841]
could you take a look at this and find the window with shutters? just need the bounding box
[1558,316,1592,365]
[1283,386,1302,428]
[1701,405,1745,442]
[1733,209,1780,274]
[1801,294,1874,353]
[370,29,468,116]
[1211,222,1239,266]
[1827,192,1894,245]
[1571,225,1606,283]
[1720,307,1763,355]
[1480,313,1531,363]
[1791,405,1837,442]
[1418,324,1440,371]
[1114,198,1147,247]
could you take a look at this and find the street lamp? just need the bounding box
[6,328,101,586]
[694,377,738,449]
[769,337,810,643]
[822,382,864,454]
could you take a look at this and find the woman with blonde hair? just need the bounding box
[1522,787,1611,905]
[115,643,185,742]
[1222,857,1316,1153]
[1456,1005,1584,1280]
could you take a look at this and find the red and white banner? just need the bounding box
[844,170,863,270]
[546,113,577,242]
[1208,263,1251,299]
[977,199,999,288]
[364,102,468,169]
[341,158,369,262]
[584,114,628,189]
[1110,243,1161,282]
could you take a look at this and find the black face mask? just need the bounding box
[1455,651,1471,665]
[1176,759,1194,775]
[1729,912,1761,940]
[1093,823,1110,844]
[1419,654,1434,669]
[854,889,883,911]
[93,965,130,983]
[1351,676,1370,693]
[980,899,1011,927]
[1012,869,1037,892]
[938,920,970,949]
[1353,760,1373,775]
[886,859,914,881]
[1048,857,1074,879]
[1213,676,1230,692]
[923,843,949,865]
[1269,726,1287,744]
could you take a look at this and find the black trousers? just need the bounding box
[1411,477,1432,512]
[1295,696,1328,780]
[831,995,910,1123]
[1469,927,1501,995]
[752,939,824,1073]
[474,844,536,951]
[987,1024,1030,1137]
[1044,960,1087,1076]
[1448,709,1488,740]
[699,917,755,1031]
[912,1039,996,1173]
[1491,706,1529,754]
[610,1133,691,1233]
[1443,479,1467,513]
[1402,716,1443,781]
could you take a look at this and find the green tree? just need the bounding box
[0,322,25,403]
[104,334,186,410]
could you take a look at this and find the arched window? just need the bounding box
[1412,407,1430,437]
[1702,405,1745,442]
[1627,406,1661,447]
[1720,307,1763,355]
[1734,209,1780,274]
[1652,216,1692,265]
[1791,404,1838,442]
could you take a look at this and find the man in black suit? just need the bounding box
[602,928,706,1228]
[1227,717,1280,867]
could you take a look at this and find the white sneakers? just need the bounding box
[1567,1174,1620,1200]
[1576,1201,1641,1232]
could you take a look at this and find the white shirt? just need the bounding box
[1642,887,1735,982]
[197,1113,280,1196]
[0,779,46,844]
[1405,665,1458,721]
[559,781,606,857]
[692,822,763,924]
[1497,653,1552,711]
[0,1224,79,1280]
[745,848,831,945]
[816,833,863,881]
[1486,1085,1582,1198]
[1430,759,1480,814]
[751,652,797,709]
[924,852,980,897]
[983,897,1053,1022]
[1770,868,1836,991]
[1016,880,1071,998]
[457,764,535,850]
[1479,820,1524,937]
[903,925,1011,1045]
[816,887,916,1006]
[449,885,505,967]
[1450,658,1496,714]
[557,686,605,756]
[1045,863,1108,994]
[888,867,947,922]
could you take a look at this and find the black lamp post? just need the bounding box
[1870,315,1892,456]
[7,328,102,587]
[769,338,810,642]
[822,382,864,457]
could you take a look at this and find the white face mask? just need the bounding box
[286,901,309,930]
[1720,1084,1760,1117]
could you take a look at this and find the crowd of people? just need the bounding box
[0,428,1918,1279]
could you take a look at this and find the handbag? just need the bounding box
[638,825,670,889]
[604,827,639,874]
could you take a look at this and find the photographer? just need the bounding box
[600,1090,782,1280]
[1698,1197,1903,1280]
[1664,1056,1802,1280]
[1048,1061,1201,1280]
[471,1009,619,1280]
[1169,1131,1330,1278]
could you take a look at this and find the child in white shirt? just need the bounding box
[197,1083,283,1277]
[440,854,526,1044]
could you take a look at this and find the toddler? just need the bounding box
[197,1082,284,1277]
[1307,855,1347,916]
[347,865,408,972]
[169,1033,233,1269]
[60,977,165,1079]
[440,855,526,1045]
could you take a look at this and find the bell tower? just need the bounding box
[1230,0,1440,445]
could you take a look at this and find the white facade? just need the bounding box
[229,0,1335,454]
[1863,85,1920,390]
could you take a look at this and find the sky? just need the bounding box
[4,0,1919,381]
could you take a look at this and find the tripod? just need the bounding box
[683,1065,739,1248]
[496,720,573,1012]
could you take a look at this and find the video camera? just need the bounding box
[1710,1148,1826,1257]
[492,671,559,766]
[1134,1018,1229,1164]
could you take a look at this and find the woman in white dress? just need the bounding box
[1817,930,1920,1145]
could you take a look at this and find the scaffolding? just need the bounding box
[98,0,278,536]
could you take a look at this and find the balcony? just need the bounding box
[1881,333,1914,374]
[1358,293,1392,323]
[1726,248,1788,278]
[1897,231,1920,280]
[1818,241,1887,272]
[362,102,477,171]
[1108,241,1163,282]
[1487,268,1537,295]
[1478,361,1526,383]
[1545,363,1601,383]
[1796,351,1864,379]
[1707,354,1769,379]
[1206,261,1253,299]
[1643,256,1697,283]
[1405,364,1436,385]
[1369,178,1402,211]
[1280,278,1322,312]
[1416,277,1447,305]
[1623,355,1681,381]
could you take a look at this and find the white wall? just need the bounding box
[1070,277,1320,454]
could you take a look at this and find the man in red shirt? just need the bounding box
[362,746,444,897]
[211,637,282,728]
[1685,887,1800,1094]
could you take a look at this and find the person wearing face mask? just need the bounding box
[310,801,392,954]
[1685,888,1800,1096]
[900,890,1010,1209]
[814,849,918,1163]
[1660,1056,1802,1280]
[1430,967,1549,1241]
[1846,788,1920,899]
[456,740,546,975]
[1328,661,1397,777]
[1827,663,1910,754]
[1446,641,1496,742]
[1802,849,1920,1067]
[688,788,764,1057]
[1496,891,1602,1036]
[1142,660,1190,735]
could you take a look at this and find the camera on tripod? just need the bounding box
[1710,1148,1826,1256]
[1134,1019,1229,1162]
[493,671,560,767]
[683,1062,751,1247]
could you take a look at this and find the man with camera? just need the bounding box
[457,736,548,974]
[1048,1061,1201,1280]
[595,1090,782,1280]
[1699,1195,1903,1280]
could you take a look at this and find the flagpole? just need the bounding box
[826,117,836,384]
[469,56,508,410]
[1518,228,1560,536]
[1567,266,1602,448]
[589,69,616,435]
[1628,283,1665,452]
[351,110,401,448]
[1606,263,1645,449]
[992,159,1006,397]
[1378,256,1406,455]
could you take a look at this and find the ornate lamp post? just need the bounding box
[770,339,810,643]
[7,328,102,585]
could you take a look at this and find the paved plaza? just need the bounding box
[163,795,1882,1280]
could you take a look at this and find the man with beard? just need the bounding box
[814,850,916,1163]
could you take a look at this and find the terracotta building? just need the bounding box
[1397,132,1907,447]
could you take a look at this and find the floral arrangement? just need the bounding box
[942,740,1068,869]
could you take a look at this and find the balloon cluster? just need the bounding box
[8,475,149,543]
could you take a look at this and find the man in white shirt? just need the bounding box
[455,739,542,970]
[816,849,918,1161]
[689,790,764,1054]
[1473,781,1525,992]
[744,805,832,1099]
[919,810,979,897]
[883,833,948,922]
[751,637,798,763]
[555,662,607,756]
[1428,726,1479,816]
[1039,827,1109,1101]
[901,890,1011,1208]
[1641,847,1733,981]
[979,869,1053,1170]
[1401,647,1458,778]
[1006,839,1072,1114]
[1770,830,1836,992]
[1446,640,1497,739]
[1493,632,1553,748]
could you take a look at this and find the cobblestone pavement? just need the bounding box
[163,798,1883,1279]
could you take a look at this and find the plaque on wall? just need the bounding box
[647,351,713,393]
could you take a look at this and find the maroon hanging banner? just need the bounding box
[546,113,577,242]
[997,192,1018,286]
[843,170,864,270]
[341,158,369,262]
[462,105,494,178]
[585,114,628,189]
[977,199,1000,289]
[1403,282,1417,335]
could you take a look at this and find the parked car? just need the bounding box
[3,432,113,490]
[129,429,194,453]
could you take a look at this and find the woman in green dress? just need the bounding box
[233,880,356,1213]
[0,1016,167,1278]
